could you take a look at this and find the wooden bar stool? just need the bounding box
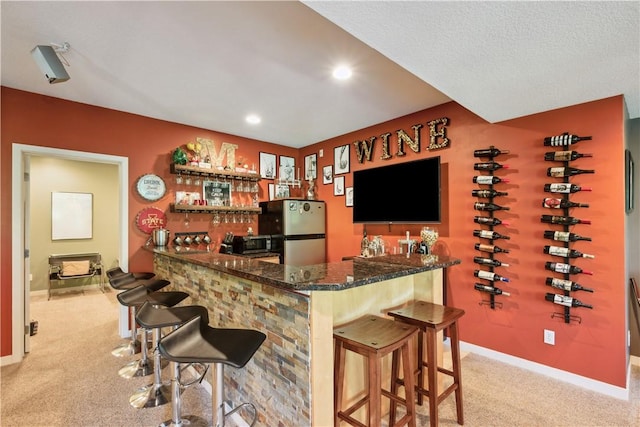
[333,315,419,427]
[388,301,465,427]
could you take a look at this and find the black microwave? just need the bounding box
[231,235,272,254]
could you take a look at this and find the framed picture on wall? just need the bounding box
[279,155,296,181]
[322,165,333,184]
[345,187,354,207]
[51,192,93,240]
[275,184,290,199]
[304,153,317,180]
[334,145,350,175]
[334,176,345,196]
[259,152,277,179]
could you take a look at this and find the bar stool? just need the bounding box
[129,301,210,409]
[157,315,266,427]
[387,301,465,427]
[108,269,170,358]
[333,315,419,427]
[116,285,189,379]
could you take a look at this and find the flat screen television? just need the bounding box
[352,156,441,224]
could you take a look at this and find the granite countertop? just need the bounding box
[150,247,460,292]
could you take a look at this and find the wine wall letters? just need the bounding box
[353,117,450,164]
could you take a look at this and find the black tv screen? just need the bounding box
[352,156,441,224]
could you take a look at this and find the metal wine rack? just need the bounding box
[541,134,594,324]
[472,146,512,309]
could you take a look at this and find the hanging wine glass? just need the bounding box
[183,213,190,228]
[212,212,221,226]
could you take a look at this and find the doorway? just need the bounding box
[9,143,129,364]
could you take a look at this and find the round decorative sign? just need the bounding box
[136,173,166,201]
[136,207,167,234]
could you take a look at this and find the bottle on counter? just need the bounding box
[543,230,592,242]
[543,133,592,147]
[475,283,510,296]
[474,270,510,283]
[547,167,595,177]
[473,148,510,158]
[475,243,510,254]
[544,183,592,193]
[544,150,593,162]
[546,277,594,293]
[545,293,593,309]
[473,230,510,240]
[540,215,591,225]
[474,216,510,226]
[545,262,593,275]
[474,256,510,267]
[473,175,510,185]
[543,245,595,259]
[542,198,589,209]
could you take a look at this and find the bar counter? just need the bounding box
[150,248,460,426]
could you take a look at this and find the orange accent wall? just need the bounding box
[301,97,626,387]
[2,87,627,389]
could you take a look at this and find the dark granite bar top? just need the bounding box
[149,247,460,292]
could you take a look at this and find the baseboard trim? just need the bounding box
[461,341,630,401]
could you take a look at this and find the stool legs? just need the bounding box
[129,326,171,408]
[118,322,153,379]
[212,363,225,427]
[160,361,208,427]
[112,306,142,357]
[449,322,464,425]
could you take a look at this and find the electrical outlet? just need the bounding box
[544,329,555,345]
[319,149,324,157]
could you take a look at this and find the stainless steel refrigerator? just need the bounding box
[259,199,326,265]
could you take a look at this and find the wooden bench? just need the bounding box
[48,252,104,300]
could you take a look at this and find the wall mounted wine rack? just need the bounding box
[541,132,595,324]
[472,146,512,309]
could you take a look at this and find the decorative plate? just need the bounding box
[136,173,166,201]
[135,207,167,234]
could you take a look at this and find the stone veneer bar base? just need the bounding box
[154,252,446,426]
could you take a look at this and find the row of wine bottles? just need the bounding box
[541,132,594,317]
[475,162,595,176]
[472,146,511,304]
[472,177,591,193]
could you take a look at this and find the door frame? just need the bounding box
[9,143,129,364]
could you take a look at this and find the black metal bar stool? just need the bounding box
[129,301,210,409]
[333,315,419,427]
[107,268,170,358]
[387,301,465,427]
[116,285,189,379]
[157,315,266,427]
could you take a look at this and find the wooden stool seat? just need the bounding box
[334,315,419,427]
[388,301,465,427]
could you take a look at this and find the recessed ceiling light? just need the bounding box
[332,65,352,80]
[246,114,261,125]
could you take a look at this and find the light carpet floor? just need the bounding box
[1,288,638,426]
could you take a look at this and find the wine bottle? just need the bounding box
[544,151,593,162]
[547,167,595,177]
[542,198,589,209]
[543,230,592,242]
[472,189,508,198]
[544,183,592,194]
[543,133,592,147]
[546,277,594,293]
[474,270,510,283]
[474,216,510,226]
[473,176,510,185]
[475,283,511,296]
[475,243,510,254]
[474,148,510,158]
[543,245,595,259]
[474,202,510,211]
[540,215,591,225]
[545,293,593,309]
[474,162,509,171]
[474,256,510,267]
[473,230,510,240]
[545,262,593,275]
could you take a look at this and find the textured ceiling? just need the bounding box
[2,1,638,148]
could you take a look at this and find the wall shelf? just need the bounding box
[170,163,261,181]
[170,203,261,214]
